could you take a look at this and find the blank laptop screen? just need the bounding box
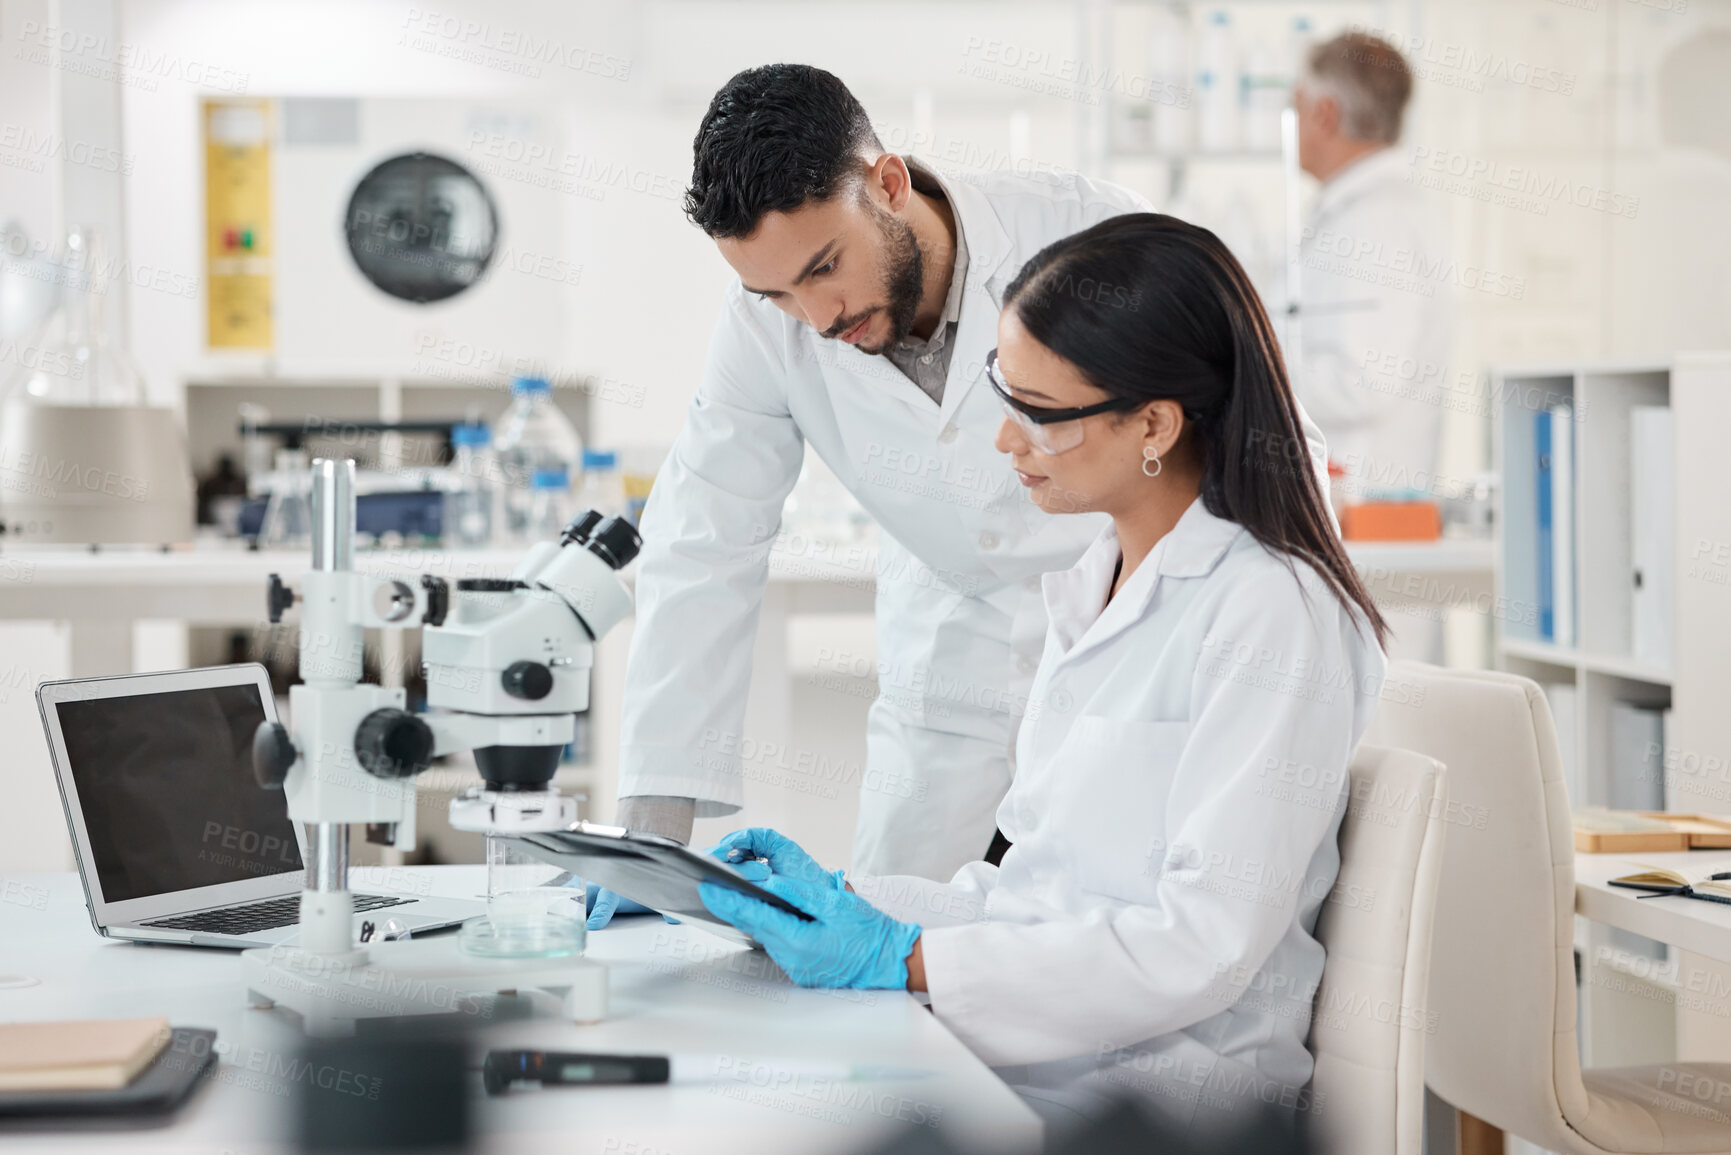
[56,683,303,903]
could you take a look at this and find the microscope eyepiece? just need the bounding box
[585,515,642,570]
[559,510,604,546]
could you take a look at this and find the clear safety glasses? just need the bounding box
[985,349,1138,455]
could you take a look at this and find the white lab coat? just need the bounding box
[1296,147,1454,490]
[621,161,1333,879]
[854,500,1387,1132]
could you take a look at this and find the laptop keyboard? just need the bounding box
[142,893,413,935]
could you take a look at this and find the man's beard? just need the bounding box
[825,206,925,356]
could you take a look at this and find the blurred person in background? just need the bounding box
[1292,30,1453,501]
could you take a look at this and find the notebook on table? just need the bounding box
[1609,862,1731,907]
[0,1018,171,1091]
[0,1023,217,1122]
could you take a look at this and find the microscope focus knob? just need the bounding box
[501,660,554,701]
[252,721,297,789]
[354,708,435,780]
[265,573,295,623]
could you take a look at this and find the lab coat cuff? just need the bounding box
[615,751,745,817]
[916,925,989,1023]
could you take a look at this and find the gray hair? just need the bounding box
[1304,31,1413,144]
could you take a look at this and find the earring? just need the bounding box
[1142,446,1163,479]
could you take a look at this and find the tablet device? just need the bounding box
[503,823,815,946]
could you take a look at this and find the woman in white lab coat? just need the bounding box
[699,213,1390,1135]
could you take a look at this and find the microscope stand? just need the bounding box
[240,937,607,1037]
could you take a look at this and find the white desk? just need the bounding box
[1575,851,1731,964]
[0,868,1039,1154]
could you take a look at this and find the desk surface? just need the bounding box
[0,869,1039,1155]
[1575,850,1731,964]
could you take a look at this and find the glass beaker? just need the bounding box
[458,836,586,958]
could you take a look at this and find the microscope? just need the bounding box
[241,458,640,1035]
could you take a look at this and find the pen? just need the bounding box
[481,1050,930,1095]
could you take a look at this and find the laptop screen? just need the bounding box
[55,682,304,903]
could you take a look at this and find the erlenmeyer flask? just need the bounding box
[257,449,313,549]
[0,227,194,543]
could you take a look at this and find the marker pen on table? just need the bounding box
[481,1051,929,1095]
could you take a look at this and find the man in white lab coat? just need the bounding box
[1293,32,1453,494]
[606,65,1329,895]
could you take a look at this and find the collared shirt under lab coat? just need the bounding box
[854,501,1387,1130]
[621,160,1334,879]
[1296,146,1454,490]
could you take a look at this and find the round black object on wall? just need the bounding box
[344,152,498,303]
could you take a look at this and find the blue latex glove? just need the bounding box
[581,883,677,931]
[698,874,921,989]
[705,827,846,893]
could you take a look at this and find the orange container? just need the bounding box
[1341,501,1441,542]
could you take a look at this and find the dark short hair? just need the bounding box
[684,64,882,239]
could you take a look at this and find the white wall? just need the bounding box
[113,0,1731,478]
[0,0,62,254]
[114,0,1096,441]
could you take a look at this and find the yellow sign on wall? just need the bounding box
[204,98,273,349]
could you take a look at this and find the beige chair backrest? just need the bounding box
[1309,742,1449,1155]
[1362,662,1586,1146]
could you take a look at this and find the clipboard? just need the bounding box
[502,823,815,947]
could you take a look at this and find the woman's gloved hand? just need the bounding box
[698,874,920,989]
[705,828,846,892]
[582,883,658,930]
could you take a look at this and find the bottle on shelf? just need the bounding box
[493,376,582,545]
[527,465,573,544]
[196,452,249,536]
[576,449,625,520]
[1196,10,1240,153]
[619,444,663,527]
[444,422,495,548]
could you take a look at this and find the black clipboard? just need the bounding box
[504,823,815,946]
[0,1027,216,1127]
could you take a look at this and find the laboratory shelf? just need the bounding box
[1499,638,1672,687]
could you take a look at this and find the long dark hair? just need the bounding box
[1004,212,1388,647]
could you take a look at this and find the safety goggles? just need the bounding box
[985,349,1139,455]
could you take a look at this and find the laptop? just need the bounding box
[37,663,483,949]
